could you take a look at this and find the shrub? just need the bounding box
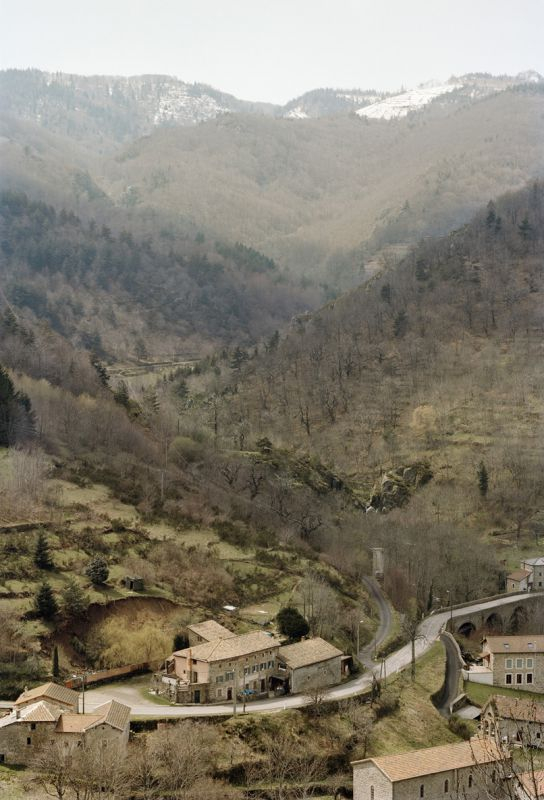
[85,556,109,585]
[276,607,310,641]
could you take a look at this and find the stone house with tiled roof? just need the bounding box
[481,695,544,748]
[277,637,343,693]
[352,739,506,800]
[172,630,281,703]
[507,569,532,593]
[186,619,236,647]
[13,682,79,712]
[0,684,130,765]
[520,557,544,592]
[481,636,544,693]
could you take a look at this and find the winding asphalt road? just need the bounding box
[82,592,539,718]
[359,576,392,669]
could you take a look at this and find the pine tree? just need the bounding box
[85,556,109,585]
[113,380,130,408]
[34,530,53,570]
[61,579,89,619]
[478,461,489,497]
[35,582,58,619]
[52,645,60,678]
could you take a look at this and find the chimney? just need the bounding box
[15,708,20,720]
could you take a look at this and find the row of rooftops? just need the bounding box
[177,620,343,668]
[0,682,130,734]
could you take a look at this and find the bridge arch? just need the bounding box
[485,612,504,632]
[457,621,476,638]
[509,606,529,633]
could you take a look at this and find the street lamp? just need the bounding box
[356,619,365,656]
[446,590,454,630]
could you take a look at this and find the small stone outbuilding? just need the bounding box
[277,637,343,694]
[481,695,544,748]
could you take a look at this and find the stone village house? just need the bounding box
[153,620,347,703]
[520,558,544,592]
[352,739,505,800]
[0,682,130,765]
[481,636,544,693]
[481,695,544,748]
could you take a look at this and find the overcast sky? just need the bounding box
[1,0,543,104]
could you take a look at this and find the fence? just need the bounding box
[65,659,163,689]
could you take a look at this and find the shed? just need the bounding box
[277,637,343,694]
[124,576,144,591]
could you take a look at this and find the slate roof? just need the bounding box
[522,557,544,567]
[14,682,79,708]
[486,695,544,724]
[186,620,236,642]
[483,636,544,654]
[352,739,502,781]
[278,637,343,669]
[174,631,280,663]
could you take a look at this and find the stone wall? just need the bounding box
[289,655,342,694]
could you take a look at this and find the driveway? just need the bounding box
[83,592,539,718]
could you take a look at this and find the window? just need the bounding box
[526,673,533,684]
[30,723,36,731]
[370,787,374,800]
[505,658,513,669]
[444,779,449,793]
[505,673,513,685]
[516,673,523,684]
[516,658,524,669]
[26,737,31,746]
[419,784,424,798]
[468,775,473,788]
[0,755,4,763]
[225,671,234,681]
[526,658,533,668]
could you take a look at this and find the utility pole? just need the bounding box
[233,668,238,716]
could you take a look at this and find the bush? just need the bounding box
[448,714,473,740]
[276,606,310,641]
[85,556,109,585]
[374,687,400,719]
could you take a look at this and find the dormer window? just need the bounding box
[503,643,510,649]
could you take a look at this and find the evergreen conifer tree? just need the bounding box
[34,530,53,570]
[478,461,489,497]
[35,582,58,619]
[52,645,59,678]
[61,579,89,619]
[85,556,109,585]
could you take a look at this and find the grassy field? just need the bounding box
[464,680,544,707]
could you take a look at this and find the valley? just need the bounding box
[0,48,543,799]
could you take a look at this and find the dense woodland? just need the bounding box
[0,190,318,358]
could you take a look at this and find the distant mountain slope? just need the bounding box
[1,71,543,288]
[0,191,318,359]
[217,180,544,488]
[98,87,544,281]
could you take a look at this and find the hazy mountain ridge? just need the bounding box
[1,68,541,146]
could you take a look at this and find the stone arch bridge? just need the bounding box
[448,592,544,638]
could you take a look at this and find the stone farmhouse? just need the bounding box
[169,630,282,703]
[481,635,544,693]
[0,682,130,765]
[520,558,544,591]
[186,620,236,647]
[153,619,347,703]
[277,637,344,694]
[481,695,544,748]
[352,739,505,800]
[507,569,532,593]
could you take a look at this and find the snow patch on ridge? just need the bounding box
[356,82,462,120]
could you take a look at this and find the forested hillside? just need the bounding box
[173,181,544,611]
[0,191,318,358]
[1,79,542,289]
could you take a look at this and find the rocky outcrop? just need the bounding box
[369,462,432,511]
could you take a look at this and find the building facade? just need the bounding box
[481,695,544,748]
[481,636,544,693]
[276,637,343,694]
[352,739,504,800]
[520,558,544,591]
[0,684,130,765]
